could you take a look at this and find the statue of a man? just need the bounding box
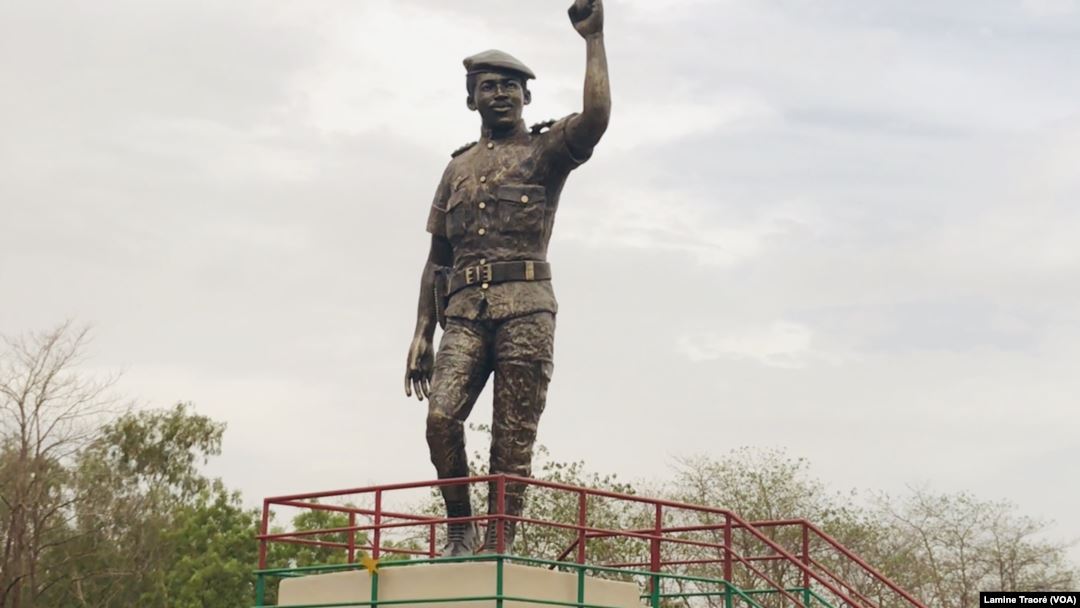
[405,0,610,556]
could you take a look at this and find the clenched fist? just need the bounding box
[569,0,603,38]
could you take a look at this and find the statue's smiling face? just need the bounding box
[468,72,531,130]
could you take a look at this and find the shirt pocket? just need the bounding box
[445,180,471,240]
[496,184,547,236]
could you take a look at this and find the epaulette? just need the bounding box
[451,141,477,158]
[530,119,556,134]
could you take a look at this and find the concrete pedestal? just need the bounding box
[277,561,643,608]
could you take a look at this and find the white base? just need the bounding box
[277,561,644,608]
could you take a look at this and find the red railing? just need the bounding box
[257,475,927,608]
[745,519,927,608]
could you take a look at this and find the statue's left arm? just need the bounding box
[566,0,611,157]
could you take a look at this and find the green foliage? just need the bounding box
[51,404,249,607]
[160,485,258,608]
[95,403,224,498]
[0,396,261,608]
[267,506,354,569]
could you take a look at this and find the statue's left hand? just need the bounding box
[569,0,603,38]
[404,335,434,401]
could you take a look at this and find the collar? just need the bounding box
[481,120,529,144]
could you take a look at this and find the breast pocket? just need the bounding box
[446,195,472,240]
[445,184,471,240]
[496,184,547,236]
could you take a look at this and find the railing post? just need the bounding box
[496,554,506,608]
[429,523,437,558]
[256,500,270,607]
[802,523,812,608]
[724,514,733,608]
[373,490,382,559]
[348,512,357,563]
[576,491,587,564]
[258,499,270,569]
[255,574,266,607]
[496,475,507,554]
[577,565,586,608]
[650,503,662,608]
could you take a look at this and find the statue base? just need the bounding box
[277,560,642,608]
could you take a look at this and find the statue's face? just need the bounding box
[468,71,530,130]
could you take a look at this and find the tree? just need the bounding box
[662,449,879,607]
[0,323,114,608]
[163,485,257,608]
[57,403,249,607]
[871,489,1078,608]
[0,325,258,607]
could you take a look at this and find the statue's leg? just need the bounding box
[483,311,555,553]
[427,318,492,555]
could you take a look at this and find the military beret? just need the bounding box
[463,49,536,80]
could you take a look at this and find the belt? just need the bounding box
[448,261,551,295]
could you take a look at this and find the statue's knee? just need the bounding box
[426,409,459,441]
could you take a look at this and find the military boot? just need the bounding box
[477,519,516,555]
[442,520,480,557]
[440,498,479,557]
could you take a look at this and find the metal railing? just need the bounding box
[254,475,927,608]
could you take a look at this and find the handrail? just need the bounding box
[803,520,926,608]
[809,557,881,608]
[551,520,887,606]
[743,519,926,608]
[258,475,932,608]
[489,476,860,605]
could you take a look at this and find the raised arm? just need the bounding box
[566,0,611,153]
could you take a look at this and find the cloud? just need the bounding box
[4,0,1080,566]
[677,319,856,369]
[1020,0,1079,17]
[678,321,815,367]
[604,91,781,152]
[558,183,829,267]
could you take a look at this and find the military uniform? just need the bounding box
[425,52,593,550]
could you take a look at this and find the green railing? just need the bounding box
[254,553,838,608]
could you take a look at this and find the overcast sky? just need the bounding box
[2,0,1079,560]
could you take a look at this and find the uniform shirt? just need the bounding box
[426,115,592,321]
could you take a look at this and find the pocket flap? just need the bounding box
[446,196,465,211]
[497,184,546,204]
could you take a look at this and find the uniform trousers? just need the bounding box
[426,310,555,528]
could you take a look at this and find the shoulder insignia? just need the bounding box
[451,141,477,158]
[530,119,557,134]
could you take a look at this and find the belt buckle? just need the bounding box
[464,264,493,285]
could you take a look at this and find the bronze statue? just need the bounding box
[405,0,610,556]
